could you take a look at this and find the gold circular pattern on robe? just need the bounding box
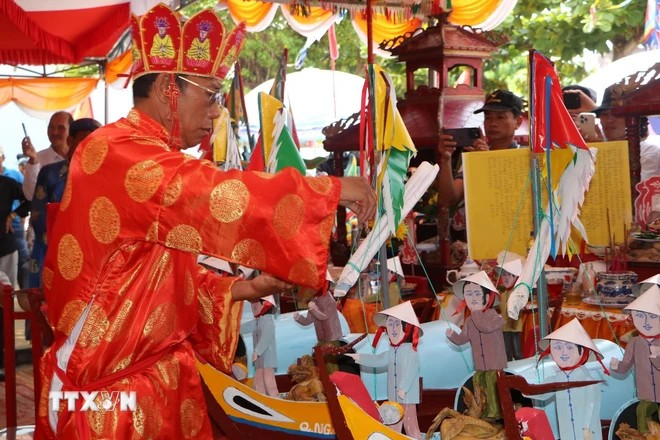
[38,372,51,417]
[78,304,110,348]
[155,353,180,390]
[143,303,176,345]
[273,194,304,239]
[57,234,83,281]
[180,399,204,438]
[165,224,202,253]
[133,395,163,438]
[319,214,335,249]
[104,300,133,342]
[162,173,183,207]
[60,179,72,211]
[289,258,317,287]
[56,300,87,335]
[231,239,266,269]
[209,179,249,223]
[146,221,159,241]
[124,160,165,203]
[89,197,121,244]
[112,355,133,374]
[146,251,173,293]
[184,270,194,306]
[34,185,46,200]
[42,266,54,290]
[254,171,276,179]
[197,288,213,324]
[81,136,109,175]
[307,176,333,195]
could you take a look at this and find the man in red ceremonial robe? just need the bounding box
[35,5,375,439]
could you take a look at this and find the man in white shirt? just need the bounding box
[20,111,73,200]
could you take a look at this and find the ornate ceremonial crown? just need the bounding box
[130,3,246,80]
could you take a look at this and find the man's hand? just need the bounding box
[564,89,598,116]
[252,352,258,363]
[21,137,37,164]
[464,138,489,152]
[397,389,406,400]
[437,133,457,162]
[650,345,659,360]
[231,274,292,301]
[338,176,376,224]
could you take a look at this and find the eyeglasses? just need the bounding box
[177,75,222,107]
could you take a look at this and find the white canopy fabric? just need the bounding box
[579,49,660,104]
[241,67,365,145]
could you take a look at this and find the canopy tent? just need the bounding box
[0,0,134,119]
[0,0,130,66]
[0,0,516,114]
[0,0,515,69]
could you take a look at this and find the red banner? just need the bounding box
[530,51,588,153]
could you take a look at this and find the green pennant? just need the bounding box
[383,147,412,233]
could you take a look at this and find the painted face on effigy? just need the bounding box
[550,340,582,369]
[464,282,486,312]
[499,270,517,290]
[386,316,404,345]
[631,310,660,337]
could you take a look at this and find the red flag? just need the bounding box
[246,135,265,172]
[530,51,588,153]
[328,24,339,61]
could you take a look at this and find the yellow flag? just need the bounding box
[538,147,575,193]
[212,107,230,163]
[373,64,415,153]
[258,92,284,166]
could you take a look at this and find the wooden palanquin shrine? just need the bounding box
[609,63,660,203]
[323,15,502,274]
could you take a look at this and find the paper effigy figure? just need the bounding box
[534,318,606,440]
[610,284,660,434]
[251,295,279,397]
[347,301,422,439]
[446,270,507,419]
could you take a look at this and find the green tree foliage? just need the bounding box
[484,0,646,98]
